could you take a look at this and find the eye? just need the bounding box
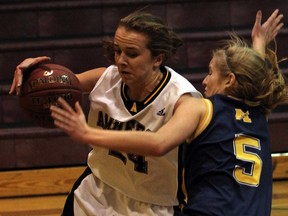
[208,68,212,76]
[126,52,138,58]
[114,47,121,55]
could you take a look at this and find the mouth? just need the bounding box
[119,70,133,82]
[203,88,208,97]
[120,70,131,78]
[118,66,128,74]
[121,70,129,75]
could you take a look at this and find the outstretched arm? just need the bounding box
[50,95,206,156]
[9,56,106,95]
[252,9,284,57]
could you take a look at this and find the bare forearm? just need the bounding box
[84,128,170,156]
[252,40,266,58]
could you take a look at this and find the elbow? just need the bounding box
[150,140,171,157]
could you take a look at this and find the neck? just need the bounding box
[128,71,163,101]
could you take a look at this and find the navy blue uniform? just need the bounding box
[180,94,272,216]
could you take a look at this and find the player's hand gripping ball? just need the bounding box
[19,63,82,128]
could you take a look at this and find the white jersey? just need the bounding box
[86,65,201,207]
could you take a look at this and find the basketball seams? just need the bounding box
[19,89,82,111]
[20,85,82,97]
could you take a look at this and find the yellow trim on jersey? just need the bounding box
[194,99,213,137]
[122,84,127,101]
[144,71,169,105]
[187,99,213,142]
[181,168,188,204]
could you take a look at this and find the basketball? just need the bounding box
[19,63,82,128]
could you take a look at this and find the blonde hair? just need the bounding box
[213,34,288,115]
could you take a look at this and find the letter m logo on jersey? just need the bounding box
[235,108,252,123]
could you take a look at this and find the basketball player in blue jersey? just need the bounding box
[174,11,287,216]
[49,9,287,216]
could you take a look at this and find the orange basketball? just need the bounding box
[19,63,82,128]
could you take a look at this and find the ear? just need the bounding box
[153,54,164,68]
[225,72,236,88]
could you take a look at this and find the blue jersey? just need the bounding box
[181,94,272,216]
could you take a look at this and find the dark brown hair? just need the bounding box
[103,10,183,64]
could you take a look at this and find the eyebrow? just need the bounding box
[114,43,139,50]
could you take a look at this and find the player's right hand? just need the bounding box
[9,56,51,95]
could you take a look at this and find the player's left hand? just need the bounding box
[252,9,284,55]
[50,97,89,144]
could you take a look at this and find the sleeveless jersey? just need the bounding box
[182,94,272,216]
[87,65,202,206]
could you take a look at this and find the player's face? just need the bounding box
[202,56,229,97]
[114,27,161,86]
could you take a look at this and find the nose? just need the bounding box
[202,75,208,87]
[117,52,128,66]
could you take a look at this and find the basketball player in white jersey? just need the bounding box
[11,11,201,215]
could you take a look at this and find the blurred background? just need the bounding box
[0,0,287,172]
[0,1,287,215]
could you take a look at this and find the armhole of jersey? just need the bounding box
[187,99,213,142]
[89,66,109,96]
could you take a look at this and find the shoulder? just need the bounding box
[185,97,213,142]
[166,66,190,84]
[175,96,209,121]
[165,66,202,98]
[99,65,116,75]
[76,67,108,93]
[207,94,232,108]
[208,94,247,113]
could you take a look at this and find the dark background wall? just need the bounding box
[0,0,287,170]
